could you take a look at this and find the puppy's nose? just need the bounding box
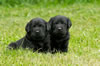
[36,30,40,33]
[58,27,62,30]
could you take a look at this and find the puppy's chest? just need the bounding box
[33,41,44,47]
[51,39,66,47]
[23,40,44,48]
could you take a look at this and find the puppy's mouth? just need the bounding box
[31,32,45,40]
[35,36,44,39]
[52,28,66,38]
[53,31,65,37]
[53,29,65,35]
[31,36,44,41]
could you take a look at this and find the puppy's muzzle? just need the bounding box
[58,27,62,30]
[57,27,63,32]
[36,30,40,33]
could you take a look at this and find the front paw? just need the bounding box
[7,43,17,49]
[61,48,68,52]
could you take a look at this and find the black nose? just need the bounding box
[58,27,62,30]
[36,30,40,33]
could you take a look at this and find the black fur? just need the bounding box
[48,15,72,53]
[8,18,50,52]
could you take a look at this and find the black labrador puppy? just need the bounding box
[8,18,50,52]
[48,15,72,53]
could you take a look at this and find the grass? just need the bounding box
[0,3,100,66]
[0,0,100,7]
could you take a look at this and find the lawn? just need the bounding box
[0,3,100,66]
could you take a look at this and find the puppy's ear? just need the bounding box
[45,22,49,32]
[67,18,72,29]
[48,17,54,31]
[25,22,31,32]
[46,22,51,32]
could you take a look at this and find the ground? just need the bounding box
[0,3,100,66]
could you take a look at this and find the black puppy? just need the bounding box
[48,15,72,53]
[8,18,50,52]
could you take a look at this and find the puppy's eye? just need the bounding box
[61,22,63,24]
[55,22,58,24]
[33,25,36,27]
[39,25,42,27]
[60,21,64,24]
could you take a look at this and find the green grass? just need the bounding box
[0,3,100,66]
[0,0,100,7]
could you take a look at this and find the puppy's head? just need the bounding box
[25,18,48,40]
[48,15,72,37]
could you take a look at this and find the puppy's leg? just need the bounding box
[61,41,69,52]
[8,42,17,49]
[43,43,51,53]
[7,38,24,49]
[50,43,57,53]
[42,35,51,53]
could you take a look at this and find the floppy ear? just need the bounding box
[25,22,31,33]
[46,22,51,32]
[45,22,49,32]
[48,17,54,31]
[67,18,72,29]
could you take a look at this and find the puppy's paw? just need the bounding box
[7,43,17,49]
[61,48,68,52]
